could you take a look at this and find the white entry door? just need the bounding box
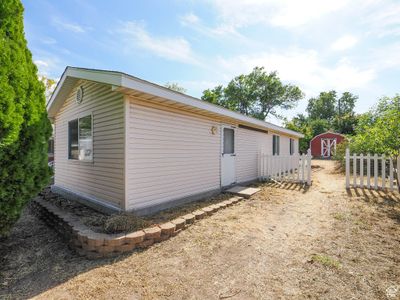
[321,138,336,157]
[221,126,236,187]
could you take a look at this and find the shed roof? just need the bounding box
[47,67,304,138]
[310,131,346,143]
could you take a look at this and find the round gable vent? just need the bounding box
[76,86,84,104]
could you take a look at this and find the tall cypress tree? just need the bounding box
[0,0,52,236]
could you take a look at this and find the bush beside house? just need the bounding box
[0,0,52,236]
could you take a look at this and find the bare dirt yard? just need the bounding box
[1,160,399,299]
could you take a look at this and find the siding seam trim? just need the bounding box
[124,95,129,211]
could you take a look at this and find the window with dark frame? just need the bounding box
[272,135,280,155]
[290,138,294,155]
[68,115,92,161]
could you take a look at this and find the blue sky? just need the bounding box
[22,0,400,123]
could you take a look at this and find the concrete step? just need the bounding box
[225,186,261,198]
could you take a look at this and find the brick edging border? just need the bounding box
[30,196,244,259]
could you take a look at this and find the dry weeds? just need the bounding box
[0,160,399,299]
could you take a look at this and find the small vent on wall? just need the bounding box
[76,86,84,104]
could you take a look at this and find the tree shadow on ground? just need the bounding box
[346,187,400,224]
[0,206,131,299]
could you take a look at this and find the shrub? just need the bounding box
[0,0,52,236]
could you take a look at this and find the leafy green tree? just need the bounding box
[284,114,312,153]
[284,115,330,153]
[164,82,187,93]
[351,95,400,157]
[337,92,357,115]
[306,91,337,121]
[201,85,226,106]
[39,75,57,102]
[0,0,52,236]
[202,67,303,120]
[334,92,358,134]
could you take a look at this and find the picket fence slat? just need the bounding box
[360,153,364,188]
[374,154,378,190]
[258,149,312,185]
[366,153,371,189]
[389,159,394,191]
[345,149,398,192]
[382,155,386,189]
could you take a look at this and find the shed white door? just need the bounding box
[221,126,236,187]
[321,138,336,157]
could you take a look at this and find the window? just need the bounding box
[290,138,295,155]
[68,115,92,161]
[223,128,235,154]
[48,138,54,155]
[272,135,280,155]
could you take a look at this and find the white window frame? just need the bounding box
[68,113,93,162]
[272,134,280,156]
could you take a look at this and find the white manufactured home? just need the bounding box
[47,67,303,214]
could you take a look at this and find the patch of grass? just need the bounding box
[311,254,342,269]
[332,212,349,221]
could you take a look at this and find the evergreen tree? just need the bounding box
[0,0,52,236]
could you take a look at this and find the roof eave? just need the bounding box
[47,67,304,138]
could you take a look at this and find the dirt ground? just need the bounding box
[0,160,399,300]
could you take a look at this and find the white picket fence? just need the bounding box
[259,149,312,185]
[345,148,400,191]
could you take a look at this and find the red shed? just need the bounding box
[310,131,345,158]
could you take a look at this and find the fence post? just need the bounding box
[278,156,282,180]
[301,154,305,182]
[382,155,386,189]
[366,153,371,189]
[268,155,272,179]
[397,156,400,192]
[345,148,350,188]
[307,149,311,185]
[297,154,300,181]
[360,153,364,188]
[374,154,378,190]
[389,158,394,192]
[353,153,357,187]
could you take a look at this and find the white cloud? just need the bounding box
[214,48,375,95]
[362,0,400,37]
[331,35,358,51]
[180,13,200,25]
[210,0,350,29]
[34,57,62,77]
[179,13,242,38]
[52,17,90,33]
[117,21,199,65]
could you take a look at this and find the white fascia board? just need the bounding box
[47,67,124,118]
[47,67,303,138]
[121,74,304,138]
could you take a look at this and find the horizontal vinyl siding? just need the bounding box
[126,99,220,210]
[236,129,300,182]
[236,128,271,183]
[54,81,125,208]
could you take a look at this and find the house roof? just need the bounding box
[47,67,304,138]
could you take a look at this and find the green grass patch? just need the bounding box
[311,254,342,269]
